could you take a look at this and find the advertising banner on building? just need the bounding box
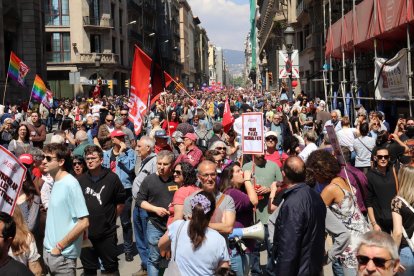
[375,48,409,100]
[241,113,264,154]
[0,146,26,215]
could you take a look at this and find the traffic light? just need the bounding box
[108,80,113,89]
[268,72,273,85]
[125,79,130,88]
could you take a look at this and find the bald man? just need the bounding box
[272,157,326,276]
[73,130,93,157]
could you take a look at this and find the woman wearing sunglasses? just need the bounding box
[209,141,232,170]
[72,155,87,176]
[391,165,414,274]
[306,149,369,275]
[168,162,200,225]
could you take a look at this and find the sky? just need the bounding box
[188,0,250,51]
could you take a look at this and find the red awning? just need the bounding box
[325,0,412,58]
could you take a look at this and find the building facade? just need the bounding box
[0,0,46,104]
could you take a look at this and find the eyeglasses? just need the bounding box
[356,255,393,268]
[120,113,128,116]
[266,136,277,142]
[372,123,380,126]
[376,155,390,160]
[216,147,226,151]
[173,170,182,175]
[73,161,83,166]
[44,155,57,162]
[106,119,113,122]
[199,172,217,179]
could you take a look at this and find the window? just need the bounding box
[90,34,101,53]
[46,32,70,62]
[45,0,69,26]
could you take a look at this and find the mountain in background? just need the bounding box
[223,49,244,77]
[223,49,244,64]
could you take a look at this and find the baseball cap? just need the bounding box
[110,130,126,138]
[19,154,34,165]
[172,131,184,143]
[355,104,362,109]
[265,131,278,138]
[154,129,169,139]
[184,133,197,142]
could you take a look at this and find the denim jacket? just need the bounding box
[102,148,136,189]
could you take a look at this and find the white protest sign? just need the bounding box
[0,146,26,215]
[241,113,264,154]
[325,125,346,166]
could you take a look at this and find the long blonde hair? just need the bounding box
[10,206,32,256]
[397,166,414,205]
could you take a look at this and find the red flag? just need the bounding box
[92,84,101,98]
[222,97,234,132]
[130,46,152,106]
[151,63,173,104]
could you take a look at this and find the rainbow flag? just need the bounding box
[7,51,29,86]
[31,75,48,107]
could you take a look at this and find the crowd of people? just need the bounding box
[0,88,413,276]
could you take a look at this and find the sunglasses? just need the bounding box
[216,147,226,151]
[106,119,113,122]
[173,170,182,175]
[266,136,277,141]
[44,155,57,162]
[73,161,83,166]
[121,113,128,116]
[372,123,380,126]
[356,255,393,268]
[376,155,390,160]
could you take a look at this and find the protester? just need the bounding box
[78,145,126,275]
[8,123,32,157]
[158,191,230,275]
[42,143,89,275]
[272,156,326,275]
[27,112,46,148]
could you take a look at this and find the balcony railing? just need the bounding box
[77,52,119,64]
[83,16,113,28]
[305,33,319,49]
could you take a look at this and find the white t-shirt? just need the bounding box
[337,127,358,151]
[298,142,318,162]
[168,220,229,276]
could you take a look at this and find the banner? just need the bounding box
[375,48,409,100]
[0,146,26,215]
[241,113,264,154]
[326,125,346,166]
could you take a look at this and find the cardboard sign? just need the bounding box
[241,113,264,154]
[0,146,27,215]
[325,125,346,166]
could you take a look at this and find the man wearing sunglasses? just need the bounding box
[97,114,115,150]
[366,148,398,234]
[356,231,400,276]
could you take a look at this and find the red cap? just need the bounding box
[110,130,126,138]
[19,154,34,165]
[184,133,197,142]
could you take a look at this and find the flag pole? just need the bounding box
[28,81,34,108]
[2,74,9,106]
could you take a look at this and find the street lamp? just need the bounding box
[127,20,137,25]
[262,51,268,93]
[284,25,295,102]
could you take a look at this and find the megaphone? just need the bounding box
[241,221,265,241]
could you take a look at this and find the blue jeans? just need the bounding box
[250,225,272,275]
[400,246,414,274]
[133,205,149,269]
[147,221,164,276]
[120,189,133,254]
[230,247,249,276]
[332,258,344,276]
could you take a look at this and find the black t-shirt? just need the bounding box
[136,173,176,232]
[0,257,34,275]
[78,168,126,239]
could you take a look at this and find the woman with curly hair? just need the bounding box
[159,191,230,275]
[168,162,200,224]
[9,206,42,275]
[306,149,369,275]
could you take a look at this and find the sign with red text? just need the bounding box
[0,146,26,215]
[241,113,264,154]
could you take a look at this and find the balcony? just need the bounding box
[83,16,113,29]
[296,1,309,20]
[274,9,287,22]
[76,52,119,64]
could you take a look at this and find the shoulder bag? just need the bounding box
[396,196,414,251]
[164,221,186,276]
